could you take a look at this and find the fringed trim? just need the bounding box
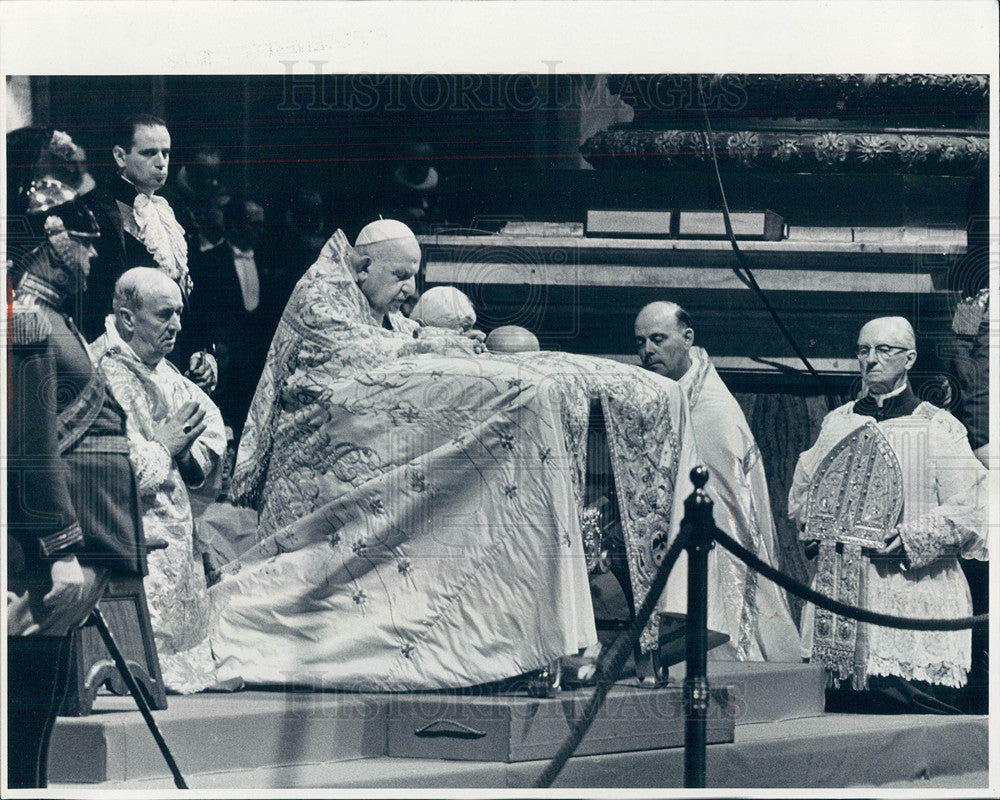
[813,642,867,689]
[867,656,969,689]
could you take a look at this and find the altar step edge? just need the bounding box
[52,714,989,790]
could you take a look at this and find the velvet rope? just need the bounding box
[712,527,988,631]
[534,505,986,788]
[533,527,691,789]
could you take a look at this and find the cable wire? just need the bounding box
[697,80,832,394]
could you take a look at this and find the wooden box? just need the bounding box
[385,684,733,762]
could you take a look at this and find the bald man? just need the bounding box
[90,267,228,693]
[410,286,477,332]
[635,302,801,661]
[789,316,988,712]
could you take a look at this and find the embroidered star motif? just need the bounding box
[398,405,420,423]
[504,485,518,499]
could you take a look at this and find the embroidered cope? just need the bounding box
[92,318,226,693]
[211,231,699,690]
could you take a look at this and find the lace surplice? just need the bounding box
[790,401,988,688]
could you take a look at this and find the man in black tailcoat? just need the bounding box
[83,114,216,393]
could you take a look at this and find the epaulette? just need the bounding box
[9,298,53,346]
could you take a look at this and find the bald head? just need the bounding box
[636,302,692,330]
[113,267,177,313]
[486,325,540,354]
[856,316,917,396]
[858,316,915,351]
[410,286,476,331]
[113,268,183,366]
[634,302,694,380]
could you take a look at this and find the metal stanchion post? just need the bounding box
[683,466,714,789]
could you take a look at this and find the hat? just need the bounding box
[6,126,94,204]
[25,178,99,237]
[5,176,98,281]
[355,218,417,247]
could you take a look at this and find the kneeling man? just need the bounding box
[91,268,228,693]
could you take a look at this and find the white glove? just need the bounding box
[43,555,86,609]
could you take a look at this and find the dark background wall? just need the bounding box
[28,74,987,236]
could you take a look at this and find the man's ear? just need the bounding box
[112,145,127,170]
[904,350,917,371]
[683,327,695,347]
[348,249,372,280]
[117,307,135,336]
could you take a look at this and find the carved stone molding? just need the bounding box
[581,128,989,177]
[605,74,989,125]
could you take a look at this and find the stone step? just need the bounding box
[52,714,988,790]
[49,661,825,783]
[49,691,386,785]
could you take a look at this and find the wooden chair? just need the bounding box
[60,540,168,716]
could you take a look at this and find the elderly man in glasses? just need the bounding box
[789,316,988,713]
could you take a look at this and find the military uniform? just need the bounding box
[7,271,147,787]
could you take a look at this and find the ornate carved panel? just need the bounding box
[581,128,989,177]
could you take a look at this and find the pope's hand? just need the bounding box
[43,555,85,609]
[463,328,487,354]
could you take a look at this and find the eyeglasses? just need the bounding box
[855,344,911,359]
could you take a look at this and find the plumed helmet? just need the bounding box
[7,127,99,278]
